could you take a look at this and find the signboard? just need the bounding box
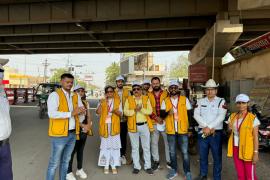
[188,64,208,83]
[230,32,270,59]
[1,80,9,84]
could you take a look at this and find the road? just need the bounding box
[8,99,270,180]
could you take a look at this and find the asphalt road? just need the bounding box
[8,99,270,180]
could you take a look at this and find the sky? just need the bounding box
[0,51,189,87]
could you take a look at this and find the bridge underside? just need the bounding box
[0,0,269,54]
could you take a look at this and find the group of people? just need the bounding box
[0,62,260,180]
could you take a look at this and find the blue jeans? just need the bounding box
[46,133,76,180]
[0,142,13,180]
[167,134,191,175]
[198,131,222,180]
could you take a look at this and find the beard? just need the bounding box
[153,86,161,91]
[170,91,179,96]
[117,85,123,89]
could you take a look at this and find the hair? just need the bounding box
[151,76,160,83]
[104,85,115,93]
[132,84,142,89]
[61,73,74,80]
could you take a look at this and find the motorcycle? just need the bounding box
[251,104,270,150]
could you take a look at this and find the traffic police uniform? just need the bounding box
[194,79,227,180]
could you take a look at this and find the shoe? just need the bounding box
[121,155,127,165]
[145,168,154,175]
[151,161,160,171]
[112,168,118,175]
[166,169,178,180]
[194,175,207,180]
[166,162,172,169]
[185,172,192,180]
[104,168,109,174]
[66,172,76,180]
[76,169,87,179]
[132,168,140,174]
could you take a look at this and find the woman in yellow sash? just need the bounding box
[96,85,122,175]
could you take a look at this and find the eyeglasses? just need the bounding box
[132,88,141,91]
[106,91,114,93]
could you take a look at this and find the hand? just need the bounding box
[135,104,142,112]
[156,117,163,124]
[253,153,259,164]
[81,124,90,132]
[210,128,215,135]
[168,109,174,115]
[113,109,122,116]
[203,127,211,136]
[72,107,86,116]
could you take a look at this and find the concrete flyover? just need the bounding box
[0,0,269,54]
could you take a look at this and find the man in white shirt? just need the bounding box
[194,79,227,180]
[46,73,87,180]
[0,59,13,180]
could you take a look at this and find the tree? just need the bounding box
[49,68,68,83]
[169,53,191,79]
[105,62,120,85]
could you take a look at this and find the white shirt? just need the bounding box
[228,116,260,146]
[0,96,12,141]
[194,96,227,130]
[117,89,123,103]
[161,96,192,132]
[47,88,84,130]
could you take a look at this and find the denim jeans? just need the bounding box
[0,142,13,180]
[198,131,222,180]
[46,133,76,180]
[167,134,191,175]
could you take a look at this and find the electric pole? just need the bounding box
[42,59,50,83]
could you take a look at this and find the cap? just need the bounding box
[235,94,250,103]
[143,79,151,85]
[132,81,142,88]
[0,58,9,72]
[169,80,179,87]
[73,84,85,91]
[116,75,125,81]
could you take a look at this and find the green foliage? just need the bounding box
[105,62,120,86]
[49,68,68,83]
[169,53,190,79]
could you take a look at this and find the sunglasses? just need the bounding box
[236,102,248,104]
[132,88,141,91]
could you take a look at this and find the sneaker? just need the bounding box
[166,169,178,180]
[194,175,207,180]
[66,172,76,180]
[166,162,172,169]
[185,172,192,180]
[104,168,109,174]
[121,155,127,165]
[151,161,160,171]
[112,168,118,175]
[132,168,140,174]
[76,169,87,179]
[145,168,154,175]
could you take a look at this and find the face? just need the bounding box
[132,85,142,97]
[76,88,85,98]
[116,80,124,89]
[143,83,150,91]
[236,102,248,112]
[169,85,179,96]
[205,88,217,98]
[105,87,114,98]
[151,79,161,91]
[61,77,74,91]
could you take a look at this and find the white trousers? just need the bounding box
[128,124,151,170]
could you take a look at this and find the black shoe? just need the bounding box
[194,175,207,180]
[151,161,160,171]
[132,169,140,174]
[145,168,153,175]
[166,162,172,169]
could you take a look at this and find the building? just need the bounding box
[120,52,166,84]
